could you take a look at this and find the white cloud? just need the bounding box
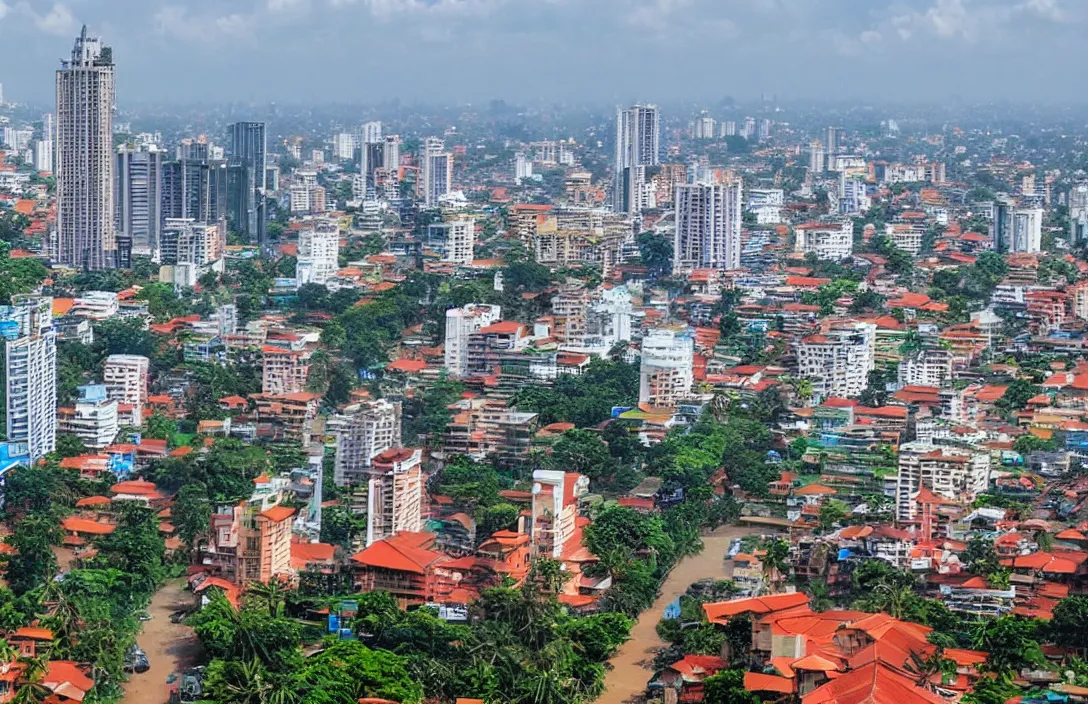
[0,2,9,21]
[153,4,254,42]
[860,29,882,44]
[17,2,75,35]
[268,0,309,12]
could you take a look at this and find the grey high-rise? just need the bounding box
[227,122,266,245]
[55,26,117,270]
[116,143,164,258]
[614,104,659,215]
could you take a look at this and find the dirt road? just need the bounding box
[597,525,764,704]
[121,580,204,704]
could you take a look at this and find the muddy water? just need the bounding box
[597,525,763,704]
[121,580,204,704]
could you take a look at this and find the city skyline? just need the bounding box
[1,0,1086,105]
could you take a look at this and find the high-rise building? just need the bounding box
[1071,183,1088,244]
[1009,208,1044,253]
[794,221,854,260]
[422,137,452,208]
[693,113,716,140]
[115,143,164,257]
[102,354,149,426]
[825,126,845,155]
[361,121,382,144]
[262,345,312,395]
[2,296,57,461]
[227,121,266,245]
[672,180,743,273]
[34,140,53,173]
[639,329,694,408]
[162,156,226,228]
[808,140,825,173]
[514,152,533,182]
[296,221,340,288]
[426,218,475,265]
[991,197,1012,253]
[895,442,990,521]
[531,469,589,558]
[332,400,402,487]
[160,218,222,267]
[55,26,117,271]
[614,104,660,214]
[362,448,424,546]
[444,304,501,378]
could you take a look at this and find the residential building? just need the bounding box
[422,137,452,208]
[1071,183,1088,244]
[226,121,266,245]
[797,322,876,401]
[58,384,118,448]
[162,155,227,226]
[295,221,340,288]
[639,329,694,408]
[205,476,295,585]
[443,397,537,466]
[332,400,402,487]
[34,139,52,173]
[361,448,424,546]
[55,26,117,270]
[808,140,825,173]
[102,354,149,426]
[1,295,57,461]
[160,218,222,267]
[895,441,990,520]
[350,531,452,607]
[898,348,953,388]
[444,304,501,378]
[426,218,475,265]
[673,180,743,273]
[515,152,533,182]
[793,220,853,260]
[115,143,164,256]
[262,345,312,395]
[251,392,320,444]
[531,469,588,558]
[1009,208,1043,253]
[615,104,660,214]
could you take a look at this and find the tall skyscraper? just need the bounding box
[227,121,266,245]
[115,143,164,258]
[614,104,660,215]
[422,137,452,208]
[2,296,57,462]
[1071,183,1088,244]
[672,180,743,273]
[162,156,226,229]
[55,26,117,271]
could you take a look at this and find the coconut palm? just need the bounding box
[246,577,290,618]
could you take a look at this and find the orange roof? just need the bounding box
[350,532,444,574]
[258,505,296,523]
[802,662,946,704]
[52,298,75,316]
[745,672,796,694]
[42,660,94,701]
[704,593,810,623]
[792,654,841,672]
[110,479,160,495]
[386,358,428,373]
[61,516,115,535]
[290,541,337,567]
[479,321,524,335]
[74,496,111,507]
[794,483,837,497]
[11,627,54,641]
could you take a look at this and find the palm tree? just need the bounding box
[247,577,290,618]
[0,641,19,673]
[871,582,913,620]
[905,647,957,690]
[13,654,50,704]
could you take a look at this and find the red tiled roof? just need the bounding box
[704,593,810,623]
[350,532,444,574]
[259,505,296,523]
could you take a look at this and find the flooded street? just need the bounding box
[598,525,763,704]
[121,580,204,704]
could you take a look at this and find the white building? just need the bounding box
[422,137,452,208]
[886,223,925,255]
[3,296,57,461]
[1070,183,1088,244]
[55,27,117,270]
[581,286,633,355]
[794,221,853,261]
[59,383,118,449]
[1009,208,1043,253]
[335,133,357,161]
[673,180,743,273]
[160,218,222,267]
[34,140,53,173]
[639,329,694,408]
[747,188,784,225]
[693,114,716,139]
[797,322,875,401]
[808,140,825,173]
[426,218,475,265]
[103,354,149,426]
[364,448,423,546]
[898,348,953,388]
[296,221,340,288]
[895,441,990,520]
[515,152,533,183]
[332,399,402,487]
[444,304,501,378]
[839,175,870,215]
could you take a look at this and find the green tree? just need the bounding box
[173,483,212,552]
[703,669,758,704]
[637,232,673,278]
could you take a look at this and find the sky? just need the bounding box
[0,0,1084,106]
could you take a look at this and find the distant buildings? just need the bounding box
[55,27,117,270]
[639,330,694,409]
[895,442,990,521]
[1071,183,1088,244]
[673,180,743,273]
[295,221,340,288]
[422,137,452,208]
[227,121,266,245]
[262,346,312,395]
[614,104,660,215]
[2,296,57,461]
